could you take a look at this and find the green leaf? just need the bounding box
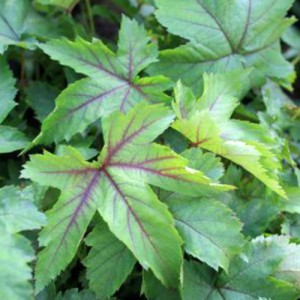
[22,148,101,292]
[25,81,58,122]
[150,0,295,92]
[142,271,181,300]
[0,55,17,123]
[282,214,300,242]
[282,187,300,214]
[0,185,46,300]
[36,0,79,10]
[164,195,244,272]
[0,232,35,300]
[182,236,300,300]
[172,73,286,197]
[22,104,232,291]
[55,289,97,300]
[0,126,29,153]
[0,185,46,233]
[83,219,136,299]
[273,238,300,290]
[182,148,224,181]
[0,0,57,53]
[33,16,171,145]
[0,56,28,152]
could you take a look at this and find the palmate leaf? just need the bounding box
[22,103,232,292]
[0,185,46,300]
[181,236,300,300]
[172,72,286,197]
[150,0,295,93]
[164,194,244,272]
[0,0,57,53]
[83,219,136,299]
[32,16,171,145]
[0,56,28,153]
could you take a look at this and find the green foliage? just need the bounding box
[1,0,300,299]
[150,0,296,92]
[0,185,45,300]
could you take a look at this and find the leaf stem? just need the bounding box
[85,0,95,36]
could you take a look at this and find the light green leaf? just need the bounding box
[22,104,231,291]
[84,219,136,299]
[182,148,224,181]
[33,16,171,145]
[172,74,286,197]
[0,185,46,300]
[0,126,29,153]
[0,185,46,233]
[0,232,35,300]
[150,0,295,92]
[0,56,28,153]
[22,148,100,292]
[282,187,300,214]
[165,195,244,272]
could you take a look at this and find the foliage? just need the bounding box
[0,0,300,299]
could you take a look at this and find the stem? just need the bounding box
[85,0,95,36]
[292,53,300,65]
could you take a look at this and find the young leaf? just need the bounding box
[33,16,171,144]
[172,73,286,197]
[164,195,244,272]
[150,0,295,92]
[83,219,136,299]
[22,104,232,291]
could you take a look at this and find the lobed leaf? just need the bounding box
[34,16,171,145]
[172,73,286,197]
[150,0,295,92]
[23,103,232,291]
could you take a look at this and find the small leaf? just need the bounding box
[84,219,136,299]
[142,270,181,300]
